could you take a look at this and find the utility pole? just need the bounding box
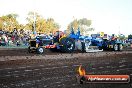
[33,12,36,36]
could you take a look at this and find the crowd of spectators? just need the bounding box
[0,28,31,46]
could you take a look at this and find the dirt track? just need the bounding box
[0,48,132,88]
[0,47,131,56]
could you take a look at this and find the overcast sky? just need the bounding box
[0,0,132,35]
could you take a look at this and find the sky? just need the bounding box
[0,0,132,35]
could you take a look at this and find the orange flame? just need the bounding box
[78,65,86,76]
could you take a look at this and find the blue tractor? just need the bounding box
[59,27,103,53]
[101,36,123,51]
[91,34,123,51]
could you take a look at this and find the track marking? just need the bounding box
[42,64,80,70]
[69,71,74,73]
[5,75,11,77]
[15,76,19,77]
[0,67,26,71]
[62,66,69,68]
[119,65,126,68]
[105,62,110,65]
[102,71,110,73]
[118,68,132,71]
[43,68,50,70]
[39,65,44,67]
[57,85,61,87]
[106,66,111,68]
[36,80,41,82]
[39,73,42,75]
[111,66,117,68]
[73,64,80,67]
[18,67,26,69]
[72,84,77,86]
[8,72,11,73]
[14,71,19,73]
[55,82,61,84]
[10,84,15,86]
[26,66,32,67]
[116,70,119,71]
[99,67,104,69]
[0,64,80,72]
[5,68,12,70]
[92,68,96,70]
[3,85,8,88]
[52,67,60,69]
[119,60,127,64]
[43,66,64,70]
[24,70,32,72]
[34,69,40,71]
[3,74,20,77]
[43,85,48,87]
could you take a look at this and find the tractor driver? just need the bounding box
[53,31,64,43]
[111,34,117,41]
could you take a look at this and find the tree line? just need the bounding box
[0,12,94,35]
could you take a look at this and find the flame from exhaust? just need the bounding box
[78,65,86,76]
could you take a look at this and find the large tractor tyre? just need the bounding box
[81,42,86,53]
[101,46,107,51]
[37,47,44,54]
[59,37,67,53]
[118,44,123,51]
[113,44,118,51]
[59,37,75,53]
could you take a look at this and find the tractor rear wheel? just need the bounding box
[81,42,86,53]
[59,37,75,53]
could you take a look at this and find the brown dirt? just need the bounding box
[0,47,132,88]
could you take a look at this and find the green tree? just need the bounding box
[46,18,60,33]
[78,18,91,26]
[26,12,38,32]
[66,19,79,35]
[66,18,94,35]
[118,34,125,40]
[1,13,19,32]
[26,12,60,34]
[0,17,3,29]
